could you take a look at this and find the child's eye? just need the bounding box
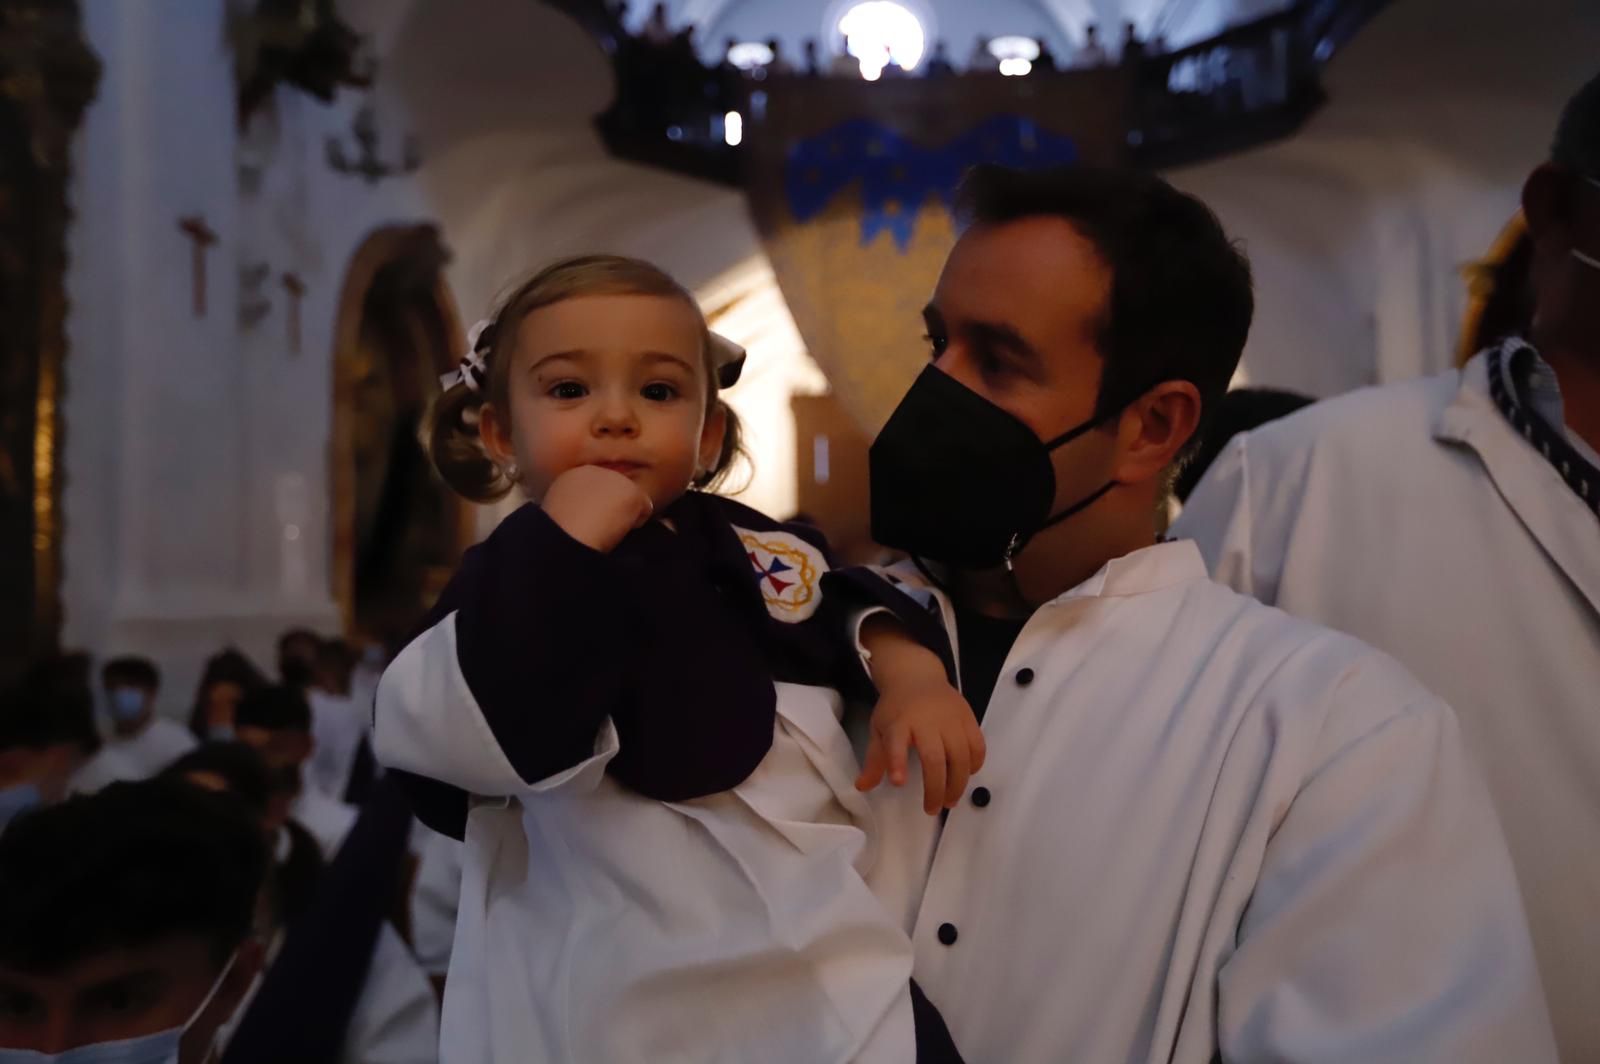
[548,381,587,400]
[641,382,679,402]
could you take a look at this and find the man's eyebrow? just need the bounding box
[968,320,1043,364]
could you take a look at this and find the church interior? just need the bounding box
[1,0,1597,1060]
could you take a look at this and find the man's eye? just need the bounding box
[84,979,157,1017]
[0,988,41,1021]
[923,333,949,359]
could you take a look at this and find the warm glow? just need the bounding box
[724,111,743,147]
[838,1,925,78]
[727,41,775,70]
[988,35,1041,61]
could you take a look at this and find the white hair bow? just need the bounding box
[439,319,494,393]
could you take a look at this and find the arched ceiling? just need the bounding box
[663,0,1291,51]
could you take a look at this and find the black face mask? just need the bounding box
[869,366,1120,570]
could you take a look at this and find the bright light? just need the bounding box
[727,41,775,70]
[999,57,1033,77]
[724,110,743,147]
[988,35,1041,61]
[838,1,925,77]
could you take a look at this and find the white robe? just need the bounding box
[374,616,917,1064]
[293,785,360,860]
[70,717,196,792]
[1173,352,1600,1059]
[308,689,371,800]
[856,541,1554,1063]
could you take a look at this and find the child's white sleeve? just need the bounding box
[373,609,620,799]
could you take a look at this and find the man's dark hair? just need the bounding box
[277,629,323,691]
[163,741,275,818]
[0,657,100,755]
[0,779,266,973]
[236,684,312,734]
[102,655,160,691]
[955,164,1255,463]
[1553,71,1600,178]
[187,647,270,738]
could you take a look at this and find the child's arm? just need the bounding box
[377,469,773,834]
[373,470,656,828]
[857,616,986,816]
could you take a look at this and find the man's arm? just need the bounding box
[1218,666,1556,1063]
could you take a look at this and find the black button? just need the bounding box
[1016,667,1035,686]
[971,787,991,808]
[937,922,959,946]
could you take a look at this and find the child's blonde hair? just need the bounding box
[427,254,745,503]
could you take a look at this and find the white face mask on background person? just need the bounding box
[0,950,240,1064]
[106,688,148,726]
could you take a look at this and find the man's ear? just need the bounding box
[179,938,266,1064]
[1112,381,1203,486]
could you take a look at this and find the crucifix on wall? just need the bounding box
[281,272,306,354]
[177,215,218,317]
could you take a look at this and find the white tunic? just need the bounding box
[858,541,1554,1063]
[308,689,371,800]
[70,717,196,792]
[1173,352,1600,1059]
[409,824,463,978]
[293,785,360,860]
[374,616,916,1064]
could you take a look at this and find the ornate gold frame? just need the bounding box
[328,223,472,638]
[1,0,99,676]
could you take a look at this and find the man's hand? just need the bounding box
[542,466,655,553]
[857,617,986,814]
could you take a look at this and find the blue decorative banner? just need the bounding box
[784,115,1079,251]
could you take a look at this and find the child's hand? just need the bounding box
[857,675,985,814]
[542,466,656,552]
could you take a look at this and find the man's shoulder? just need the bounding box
[1242,369,1462,468]
[1180,577,1443,724]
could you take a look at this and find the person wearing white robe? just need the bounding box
[71,656,195,792]
[1174,75,1600,1059]
[844,162,1555,1063]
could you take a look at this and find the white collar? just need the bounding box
[1045,538,1210,607]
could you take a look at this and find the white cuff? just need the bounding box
[850,606,896,679]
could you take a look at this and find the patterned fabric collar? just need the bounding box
[1486,337,1600,519]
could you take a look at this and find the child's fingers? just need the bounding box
[965,717,988,774]
[886,720,912,787]
[856,734,887,792]
[914,727,947,815]
[943,737,971,808]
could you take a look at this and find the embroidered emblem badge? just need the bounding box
[734,526,828,623]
